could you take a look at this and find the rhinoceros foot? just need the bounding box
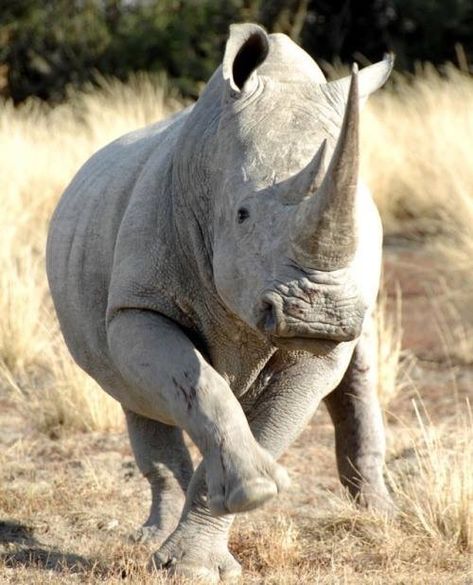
[128,489,186,544]
[205,440,290,515]
[357,484,397,518]
[152,528,241,583]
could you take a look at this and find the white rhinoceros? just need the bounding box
[47,23,393,582]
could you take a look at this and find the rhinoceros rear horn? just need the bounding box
[291,65,360,270]
[223,24,270,93]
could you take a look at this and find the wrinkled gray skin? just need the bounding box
[47,24,394,582]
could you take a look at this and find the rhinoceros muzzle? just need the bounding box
[257,288,365,344]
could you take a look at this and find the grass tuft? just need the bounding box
[0,74,183,434]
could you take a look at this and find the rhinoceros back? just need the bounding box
[46,110,188,389]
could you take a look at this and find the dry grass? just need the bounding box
[0,73,184,435]
[376,284,406,408]
[362,64,473,236]
[390,401,473,553]
[0,66,472,582]
[363,64,473,367]
[0,401,470,584]
[230,401,473,583]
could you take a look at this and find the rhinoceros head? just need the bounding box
[209,24,392,350]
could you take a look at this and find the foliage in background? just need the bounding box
[0,0,238,102]
[1,0,473,104]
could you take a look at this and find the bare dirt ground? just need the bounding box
[0,240,472,584]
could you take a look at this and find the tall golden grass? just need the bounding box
[0,68,472,420]
[0,74,183,434]
[0,64,472,584]
[362,64,473,238]
[392,401,473,552]
[368,65,473,366]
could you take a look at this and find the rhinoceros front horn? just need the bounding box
[291,65,360,270]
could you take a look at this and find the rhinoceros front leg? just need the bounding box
[152,464,241,583]
[324,314,394,513]
[124,410,193,543]
[152,351,347,582]
[107,309,288,516]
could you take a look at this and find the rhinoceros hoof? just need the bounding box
[207,449,290,516]
[209,473,287,515]
[152,545,241,583]
[358,488,397,518]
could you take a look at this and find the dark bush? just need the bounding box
[1,0,472,104]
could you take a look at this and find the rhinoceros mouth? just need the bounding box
[256,288,364,344]
[269,335,339,355]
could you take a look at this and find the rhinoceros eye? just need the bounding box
[237,207,250,223]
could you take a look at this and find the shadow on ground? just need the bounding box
[0,519,92,574]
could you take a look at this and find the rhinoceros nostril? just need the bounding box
[260,300,277,334]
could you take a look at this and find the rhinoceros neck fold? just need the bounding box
[169,73,231,310]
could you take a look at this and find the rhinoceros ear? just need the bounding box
[324,54,394,110]
[223,23,270,95]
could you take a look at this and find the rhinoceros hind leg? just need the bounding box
[125,409,194,543]
[324,315,395,515]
